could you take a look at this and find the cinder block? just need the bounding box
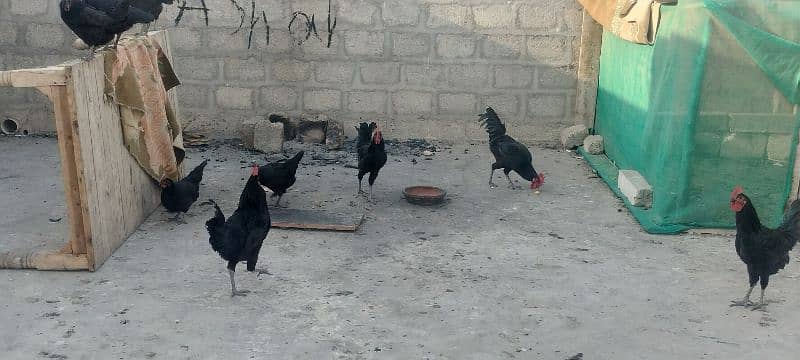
[538,65,577,89]
[326,119,345,150]
[583,135,604,155]
[174,57,219,81]
[253,30,292,54]
[439,93,477,114]
[427,4,473,29]
[528,94,567,117]
[482,35,524,59]
[10,0,48,16]
[447,64,491,88]
[494,65,533,89]
[303,89,341,111]
[482,95,519,115]
[404,64,445,87]
[560,124,588,149]
[0,23,17,46]
[392,91,433,114]
[348,91,387,113]
[224,57,265,81]
[315,62,355,84]
[260,87,298,111]
[618,170,652,208]
[436,34,476,58]
[383,0,420,26]
[344,31,384,57]
[337,0,378,25]
[177,85,211,109]
[720,133,768,160]
[693,132,722,157]
[518,4,559,31]
[767,134,791,162]
[729,114,796,134]
[272,60,312,82]
[392,33,430,57]
[360,63,400,84]
[473,5,514,29]
[303,32,340,57]
[26,24,64,49]
[169,27,202,52]
[216,87,254,110]
[207,30,247,51]
[254,121,285,154]
[527,36,573,66]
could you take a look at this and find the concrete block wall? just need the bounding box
[0,0,583,143]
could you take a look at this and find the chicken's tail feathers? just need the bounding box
[779,199,800,250]
[288,150,305,166]
[204,199,229,255]
[184,159,209,185]
[479,107,507,141]
[356,122,373,146]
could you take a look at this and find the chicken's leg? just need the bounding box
[229,269,250,297]
[751,288,767,311]
[369,184,373,202]
[488,168,497,188]
[504,172,516,189]
[730,285,755,307]
[274,194,284,208]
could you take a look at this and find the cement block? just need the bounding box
[207,30,247,51]
[224,57,265,81]
[260,87,299,111]
[178,85,211,109]
[348,91,387,113]
[268,113,298,140]
[404,64,445,87]
[720,133,767,160]
[529,94,567,117]
[448,64,491,88]
[583,135,604,155]
[427,4,473,29]
[392,91,433,114]
[494,65,533,89]
[767,134,791,162]
[482,35,524,59]
[392,33,430,57]
[174,57,219,81]
[26,24,64,49]
[303,89,342,111]
[315,62,355,84]
[168,28,203,52]
[436,35,476,58]
[254,122,285,153]
[297,115,327,144]
[10,0,48,16]
[482,95,519,116]
[439,93,477,114]
[560,124,588,149]
[0,23,17,46]
[473,5,514,29]
[326,119,345,150]
[337,0,378,26]
[216,87,254,110]
[539,65,577,89]
[272,60,312,82]
[360,63,400,84]
[518,3,559,31]
[618,170,652,208]
[383,0,420,26]
[527,36,573,66]
[344,31,384,57]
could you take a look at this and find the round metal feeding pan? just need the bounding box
[403,186,447,206]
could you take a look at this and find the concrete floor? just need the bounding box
[1,136,800,360]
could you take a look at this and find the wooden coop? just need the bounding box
[0,31,179,271]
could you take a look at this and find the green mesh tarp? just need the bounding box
[588,0,800,233]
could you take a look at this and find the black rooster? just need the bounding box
[356,122,387,201]
[131,0,173,34]
[160,159,208,223]
[258,151,304,207]
[729,186,800,310]
[204,164,271,297]
[60,0,154,58]
[479,107,544,190]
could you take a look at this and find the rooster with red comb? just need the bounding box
[729,185,800,310]
[355,122,387,202]
[479,107,544,190]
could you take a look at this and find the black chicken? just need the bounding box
[258,151,304,207]
[60,0,154,58]
[479,107,544,190]
[131,0,173,34]
[729,186,800,310]
[204,164,271,297]
[160,159,208,223]
[356,122,387,201]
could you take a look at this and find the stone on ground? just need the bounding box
[618,170,652,208]
[560,124,589,150]
[254,121,284,153]
[583,135,604,155]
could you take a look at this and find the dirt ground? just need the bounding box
[2,135,800,360]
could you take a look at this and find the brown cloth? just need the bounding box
[103,37,185,182]
[579,0,677,44]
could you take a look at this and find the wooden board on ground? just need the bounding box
[270,208,365,232]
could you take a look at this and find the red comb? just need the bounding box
[251,163,259,176]
[730,186,744,199]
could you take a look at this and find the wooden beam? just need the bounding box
[0,251,89,271]
[51,84,88,256]
[0,67,68,88]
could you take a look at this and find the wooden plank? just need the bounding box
[0,251,89,271]
[0,67,68,88]
[51,83,88,255]
[270,208,365,232]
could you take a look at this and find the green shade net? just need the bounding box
[587,0,800,233]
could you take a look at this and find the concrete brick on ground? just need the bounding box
[216,87,254,110]
[260,87,299,111]
[272,60,312,82]
[303,89,342,111]
[436,34,476,59]
[348,91,387,114]
[253,121,284,153]
[392,91,433,114]
[360,63,400,84]
[618,170,653,208]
